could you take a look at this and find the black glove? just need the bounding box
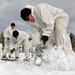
[41,36,49,45]
[10,48,15,54]
[7,37,10,40]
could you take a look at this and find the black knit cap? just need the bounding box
[13,30,19,37]
[11,23,15,26]
[20,8,31,21]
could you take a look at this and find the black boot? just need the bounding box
[15,57,19,59]
[1,56,6,60]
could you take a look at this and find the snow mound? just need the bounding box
[42,46,75,71]
[0,46,75,75]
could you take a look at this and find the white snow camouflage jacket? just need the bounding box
[3,26,15,41]
[26,3,69,37]
[11,30,30,50]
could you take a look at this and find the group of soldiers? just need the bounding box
[1,23,34,61]
[1,3,73,66]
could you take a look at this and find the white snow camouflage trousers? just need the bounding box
[32,17,72,54]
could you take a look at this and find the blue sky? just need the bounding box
[0,0,75,35]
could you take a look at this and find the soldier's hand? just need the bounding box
[41,36,49,45]
[10,48,15,54]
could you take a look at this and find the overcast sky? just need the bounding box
[0,0,75,35]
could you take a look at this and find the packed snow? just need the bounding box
[0,44,75,75]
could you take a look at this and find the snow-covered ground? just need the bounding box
[0,45,75,75]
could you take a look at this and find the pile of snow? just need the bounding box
[42,46,75,71]
[0,46,75,75]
